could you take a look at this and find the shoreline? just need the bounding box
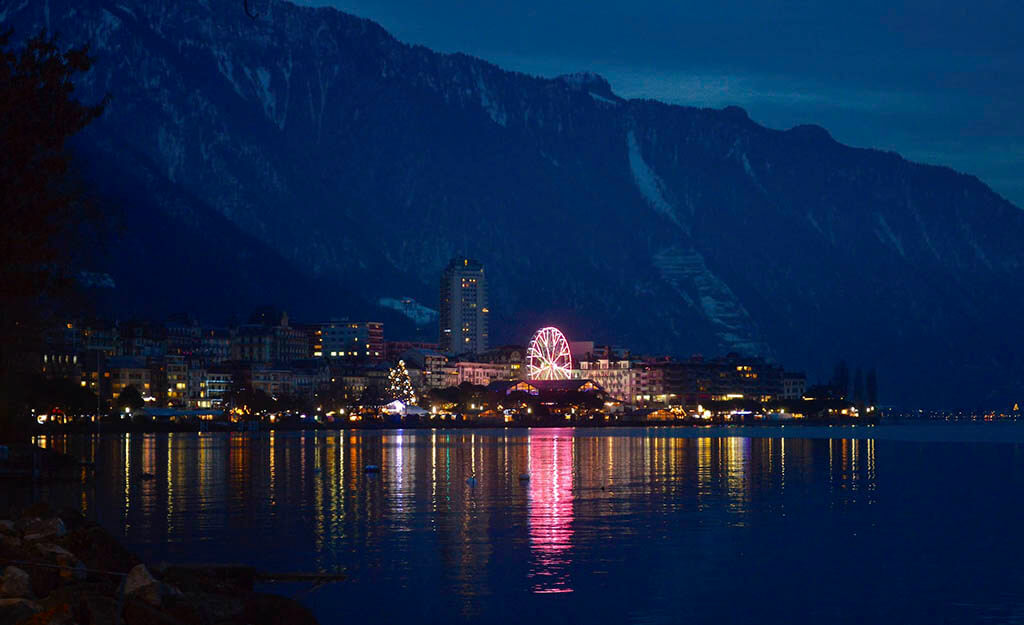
[0,480,322,624]
[31,415,878,435]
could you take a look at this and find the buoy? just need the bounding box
[466,476,478,486]
[364,464,381,473]
[518,473,530,481]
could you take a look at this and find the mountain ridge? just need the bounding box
[4,0,1023,407]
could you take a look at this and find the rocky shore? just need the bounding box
[0,504,319,625]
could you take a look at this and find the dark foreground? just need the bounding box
[0,489,319,625]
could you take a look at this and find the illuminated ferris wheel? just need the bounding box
[526,327,573,380]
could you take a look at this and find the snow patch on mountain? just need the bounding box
[875,214,905,257]
[476,72,507,127]
[379,297,439,326]
[653,247,769,356]
[627,130,683,231]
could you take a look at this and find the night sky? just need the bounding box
[296,0,1024,209]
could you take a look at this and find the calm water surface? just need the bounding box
[20,426,1024,624]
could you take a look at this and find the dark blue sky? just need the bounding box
[296,0,1023,208]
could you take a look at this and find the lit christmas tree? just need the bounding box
[387,359,416,405]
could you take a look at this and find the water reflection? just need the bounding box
[528,430,575,593]
[22,429,900,623]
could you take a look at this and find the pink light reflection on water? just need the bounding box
[527,429,575,594]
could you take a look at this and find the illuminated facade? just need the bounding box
[320,321,384,361]
[526,327,573,380]
[456,361,517,386]
[439,257,489,355]
[573,358,638,402]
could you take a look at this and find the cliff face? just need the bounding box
[6,0,1023,406]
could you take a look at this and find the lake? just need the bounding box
[19,425,1024,624]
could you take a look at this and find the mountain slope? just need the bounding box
[5,0,1023,407]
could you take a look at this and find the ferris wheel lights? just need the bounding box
[526,327,573,380]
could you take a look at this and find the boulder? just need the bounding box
[122,597,189,625]
[123,564,157,597]
[0,597,42,623]
[122,564,182,609]
[238,592,319,625]
[34,543,73,559]
[0,534,23,551]
[12,602,76,625]
[32,542,87,582]
[0,520,16,536]
[20,517,66,542]
[26,563,62,599]
[40,583,122,624]
[0,566,32,599]
[59,526,140,574]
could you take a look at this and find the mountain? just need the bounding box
[4,0,1023,408]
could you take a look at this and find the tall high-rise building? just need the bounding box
[439,257,489,355]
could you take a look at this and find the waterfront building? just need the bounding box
[573,358,639,402]
[455,360,515,386]
[290,359,331,402]
[199,328,232,363]
[104,357,152,399]
[163,355,188,406]
[783,371,808,399]
[81,320,120,356]
[204,368,234,407]
[489,378,603,395]
[249,366,295,398]
[119,322,167,358]
[165,314,202,356]
[232,312,307,363]
[399,348,457,389]
[185,359,209,409]
[385,340,440,363]
[439,257,489,355]
[320,320,384,361]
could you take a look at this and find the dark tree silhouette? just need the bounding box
[831,360,850,400]
[852,367,865,406]
[0,30,105,442]
[116,385,145,410]
[866,368,878,406]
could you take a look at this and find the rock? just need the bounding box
[160,593,207,625]
[0,566,33,599]
[34,543,73,559]
[0,520,16,536]
[20,517,66,541]
[161,565,256,594]
[0,534,23,551]
[13,602,76,625]
[26,564,62,600]
[59,527,140,575]
[81,594,120,625]
[31,542,87,581]
[238,592,319,625]
[123,564,157,597]
[39,583,121,624]
[20,503,54,520]
[180,591,245,624]
[122,564,182,609]
[0,597,42,623]
[122,597,188,625]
